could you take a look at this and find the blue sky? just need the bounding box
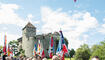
[0,0,105,49]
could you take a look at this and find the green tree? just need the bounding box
[91,44,100,53]
[90,40,105,60]
[69,49,75,60]
[8,40,19,56]
[75,44,91,60]
[0,45,3,56]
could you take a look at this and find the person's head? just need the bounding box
[52,55,59,60]
[92,56,100,60]
[32,57,37,60]
[37,55,41,60]
[42,58,47,60]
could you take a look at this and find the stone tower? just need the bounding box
[22,22,36,57]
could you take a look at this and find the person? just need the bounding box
[42,57,47,60]
[92,56,100,60]
[2,54,7,60]
[0,55,2,60]
[32,57,37,60]
[37,55,41,60]
[52,55,59,60]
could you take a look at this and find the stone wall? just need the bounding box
[22,27,36,57]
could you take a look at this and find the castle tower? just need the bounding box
[22,22,36,57]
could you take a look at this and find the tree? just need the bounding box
[75,44,91,60]
[90,40,105,60]
[69,49,75,60]
[0,46,3,56]
[91,44,100,53]
[69,49,75,58]
[8,40,19,56]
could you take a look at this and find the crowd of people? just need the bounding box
[0,54,62,60]
[0,54,100,60]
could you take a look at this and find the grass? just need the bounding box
[48,58,74,60]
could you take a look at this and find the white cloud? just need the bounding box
[41,7,98,49]
[98,18,105,34]
[0,3,28,27]
[0,32,20,46]
[0,3,39,27]
[26,14,33,21]
[103,18,105,22]
[2,27,8,30]
[98,24,105,34]
[26,14,40,24]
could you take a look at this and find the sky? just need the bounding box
[0,0,105,50]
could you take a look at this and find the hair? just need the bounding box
[52,55,59,60]
[94,56,99,59]
[92,56,100,60]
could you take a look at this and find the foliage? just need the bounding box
[9,40,19,46]
[90,40,105,60]
[74,44,91,60]
[69,49,75,58]
[8,40,19,56]
[0,45,3,55]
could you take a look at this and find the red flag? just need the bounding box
[41,50,45,58]
[7,45,10,56]
[49,35,54,58]
[74,0,77,2]
[49,52,53,58]
[3,45,6,54]
[3,35,7,54]
[51,36,53,47]
[62,44,68,54]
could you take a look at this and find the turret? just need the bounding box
[22,22,36,37]
[22,22,36,57]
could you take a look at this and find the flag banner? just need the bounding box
[56,30,68,60]
[37,39,41,55]
[33,43,37,56]
[59,30,68,54]
[48,35,54,58]
[3,35,7,54]
[7,45,10,56]
[41,49,45,58]
[37,39,45,58]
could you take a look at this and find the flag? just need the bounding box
[56,30,68,60]
[59,31,68,54]
[10,47,13,57]
[3,35,7,54]
[37,39,41,56]
[48,35,54,58]
[33,43,37,56]
[74,0,77,2]
[7,45,10,56]
[41,49,45,58]
[56,35,62,54]
[3,45,6,54]
[62,44,68,54]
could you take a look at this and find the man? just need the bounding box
[92,56,100,60]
